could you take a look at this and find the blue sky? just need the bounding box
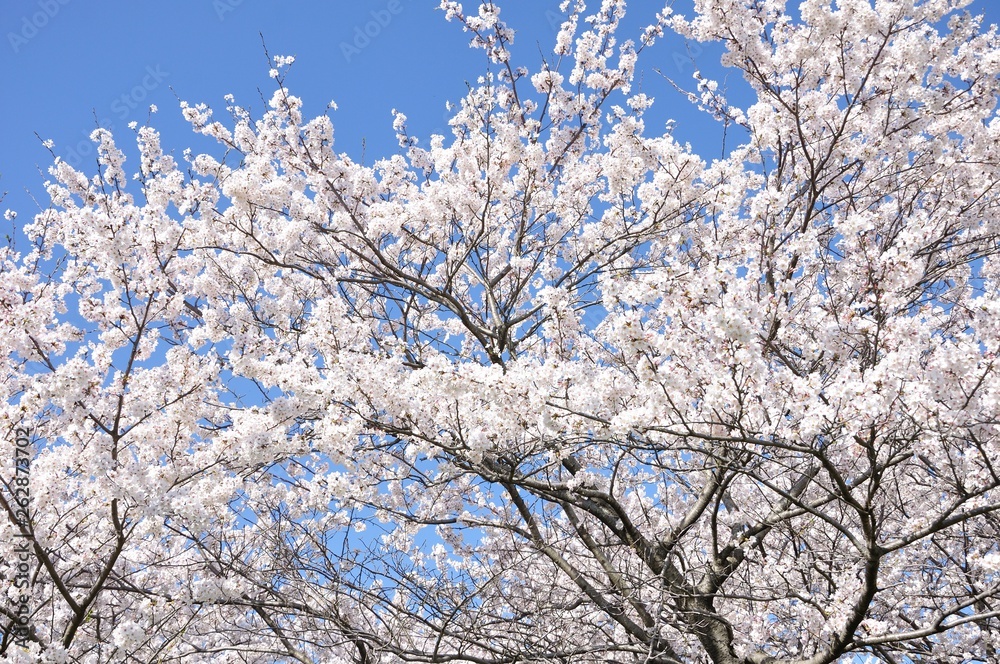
[0,1,733,240]
[1,0,998,248]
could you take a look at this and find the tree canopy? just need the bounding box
[4,1,1000,662]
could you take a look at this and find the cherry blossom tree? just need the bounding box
[4,0,1000,661]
